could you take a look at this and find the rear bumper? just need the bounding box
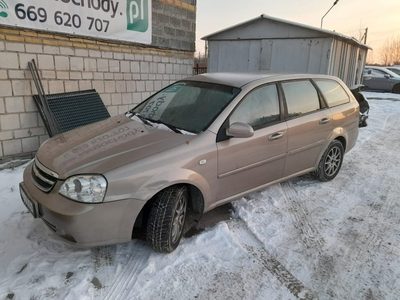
[21,162,146,247]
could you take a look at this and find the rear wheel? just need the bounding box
[392,84,400,94]
[146,186,188,253]
[312,140,344,182]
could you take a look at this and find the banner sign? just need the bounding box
[0,0,152,44]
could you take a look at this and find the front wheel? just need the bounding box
[146,186,188,253]
[312,140,344,182]
[392,84,400,94]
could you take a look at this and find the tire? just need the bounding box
[146,186,188,253]
[392,84,400,94]
[312,140,344,182]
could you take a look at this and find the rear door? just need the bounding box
[217,84,287,200]
[281,80,333,177]
[314,79,359,150]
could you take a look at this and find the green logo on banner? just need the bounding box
[126,0,148,32]
[0,0,9,18]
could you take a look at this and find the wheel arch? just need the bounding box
[311,138,345,182]
[313,133,347,172]
[335,135,347,152]
[329,125,350,152]
[132,182,205,238]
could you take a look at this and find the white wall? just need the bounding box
[0,28,194,160]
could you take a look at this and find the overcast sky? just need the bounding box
[196,0,400,64]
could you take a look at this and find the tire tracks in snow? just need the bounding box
[276,113,400,299]
[101,244,151,300]
[279,181,336,297]
[280,181,325,254]
[325,114,400,299]
[90,246,118,294]
[227,219,317,300]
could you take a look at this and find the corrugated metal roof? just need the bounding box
[202,14,372,50]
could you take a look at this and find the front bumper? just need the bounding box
[20,162,146,247]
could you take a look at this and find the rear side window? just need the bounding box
[315,80,349,107]
[282,81,320,117]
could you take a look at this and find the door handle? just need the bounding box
[268,132,284,141]
[319,118,330,124]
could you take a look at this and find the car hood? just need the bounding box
[36,115,195,178]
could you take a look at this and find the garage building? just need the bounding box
[203,14,370,87]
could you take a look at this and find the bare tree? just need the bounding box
[346,23,368,43]
[194,52,207,67]
[380,36,400,65]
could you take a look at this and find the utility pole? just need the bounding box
[364,28,368,44]
[360,28,368,44]
[321,0,339,29]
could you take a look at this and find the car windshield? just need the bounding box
[131,81,240,134]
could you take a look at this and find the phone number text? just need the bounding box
[14,3,110,32]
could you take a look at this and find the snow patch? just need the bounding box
[1,99,400,299]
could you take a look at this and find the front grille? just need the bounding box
[31,159,59,192]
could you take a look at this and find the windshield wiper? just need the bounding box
[149,119,183,134]
[132,113,153,127]
[132,113,195,134]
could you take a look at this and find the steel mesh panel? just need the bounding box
[44,89,110,133]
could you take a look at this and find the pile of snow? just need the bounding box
[1,92,400,299]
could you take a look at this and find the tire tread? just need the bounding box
[311,140,344,182]
[146,186,187,253]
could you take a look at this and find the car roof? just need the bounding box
[183,72,339,88]
[365,66,400,77]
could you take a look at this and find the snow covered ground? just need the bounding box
[1,92,400,300]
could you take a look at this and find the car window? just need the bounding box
[132,81,240,133]
[369,69,387,77]
[282,80,320,117]
[230,84,280,129]
[388,68,400,76]
[314,79,349,107]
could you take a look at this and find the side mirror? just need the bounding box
[384,74,390,79]
[226,122,254,138]
[367,70,372,74]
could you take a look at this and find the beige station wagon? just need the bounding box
[20,72,359,252]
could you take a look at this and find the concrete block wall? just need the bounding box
[0,27,194,161]
[153,0,197,51]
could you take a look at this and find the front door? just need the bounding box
[217,84,287,201]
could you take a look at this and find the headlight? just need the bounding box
[59,175,107,203]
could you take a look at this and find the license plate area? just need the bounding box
[20,183,38,218]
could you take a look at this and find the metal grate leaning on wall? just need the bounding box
[33,90,110,137]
